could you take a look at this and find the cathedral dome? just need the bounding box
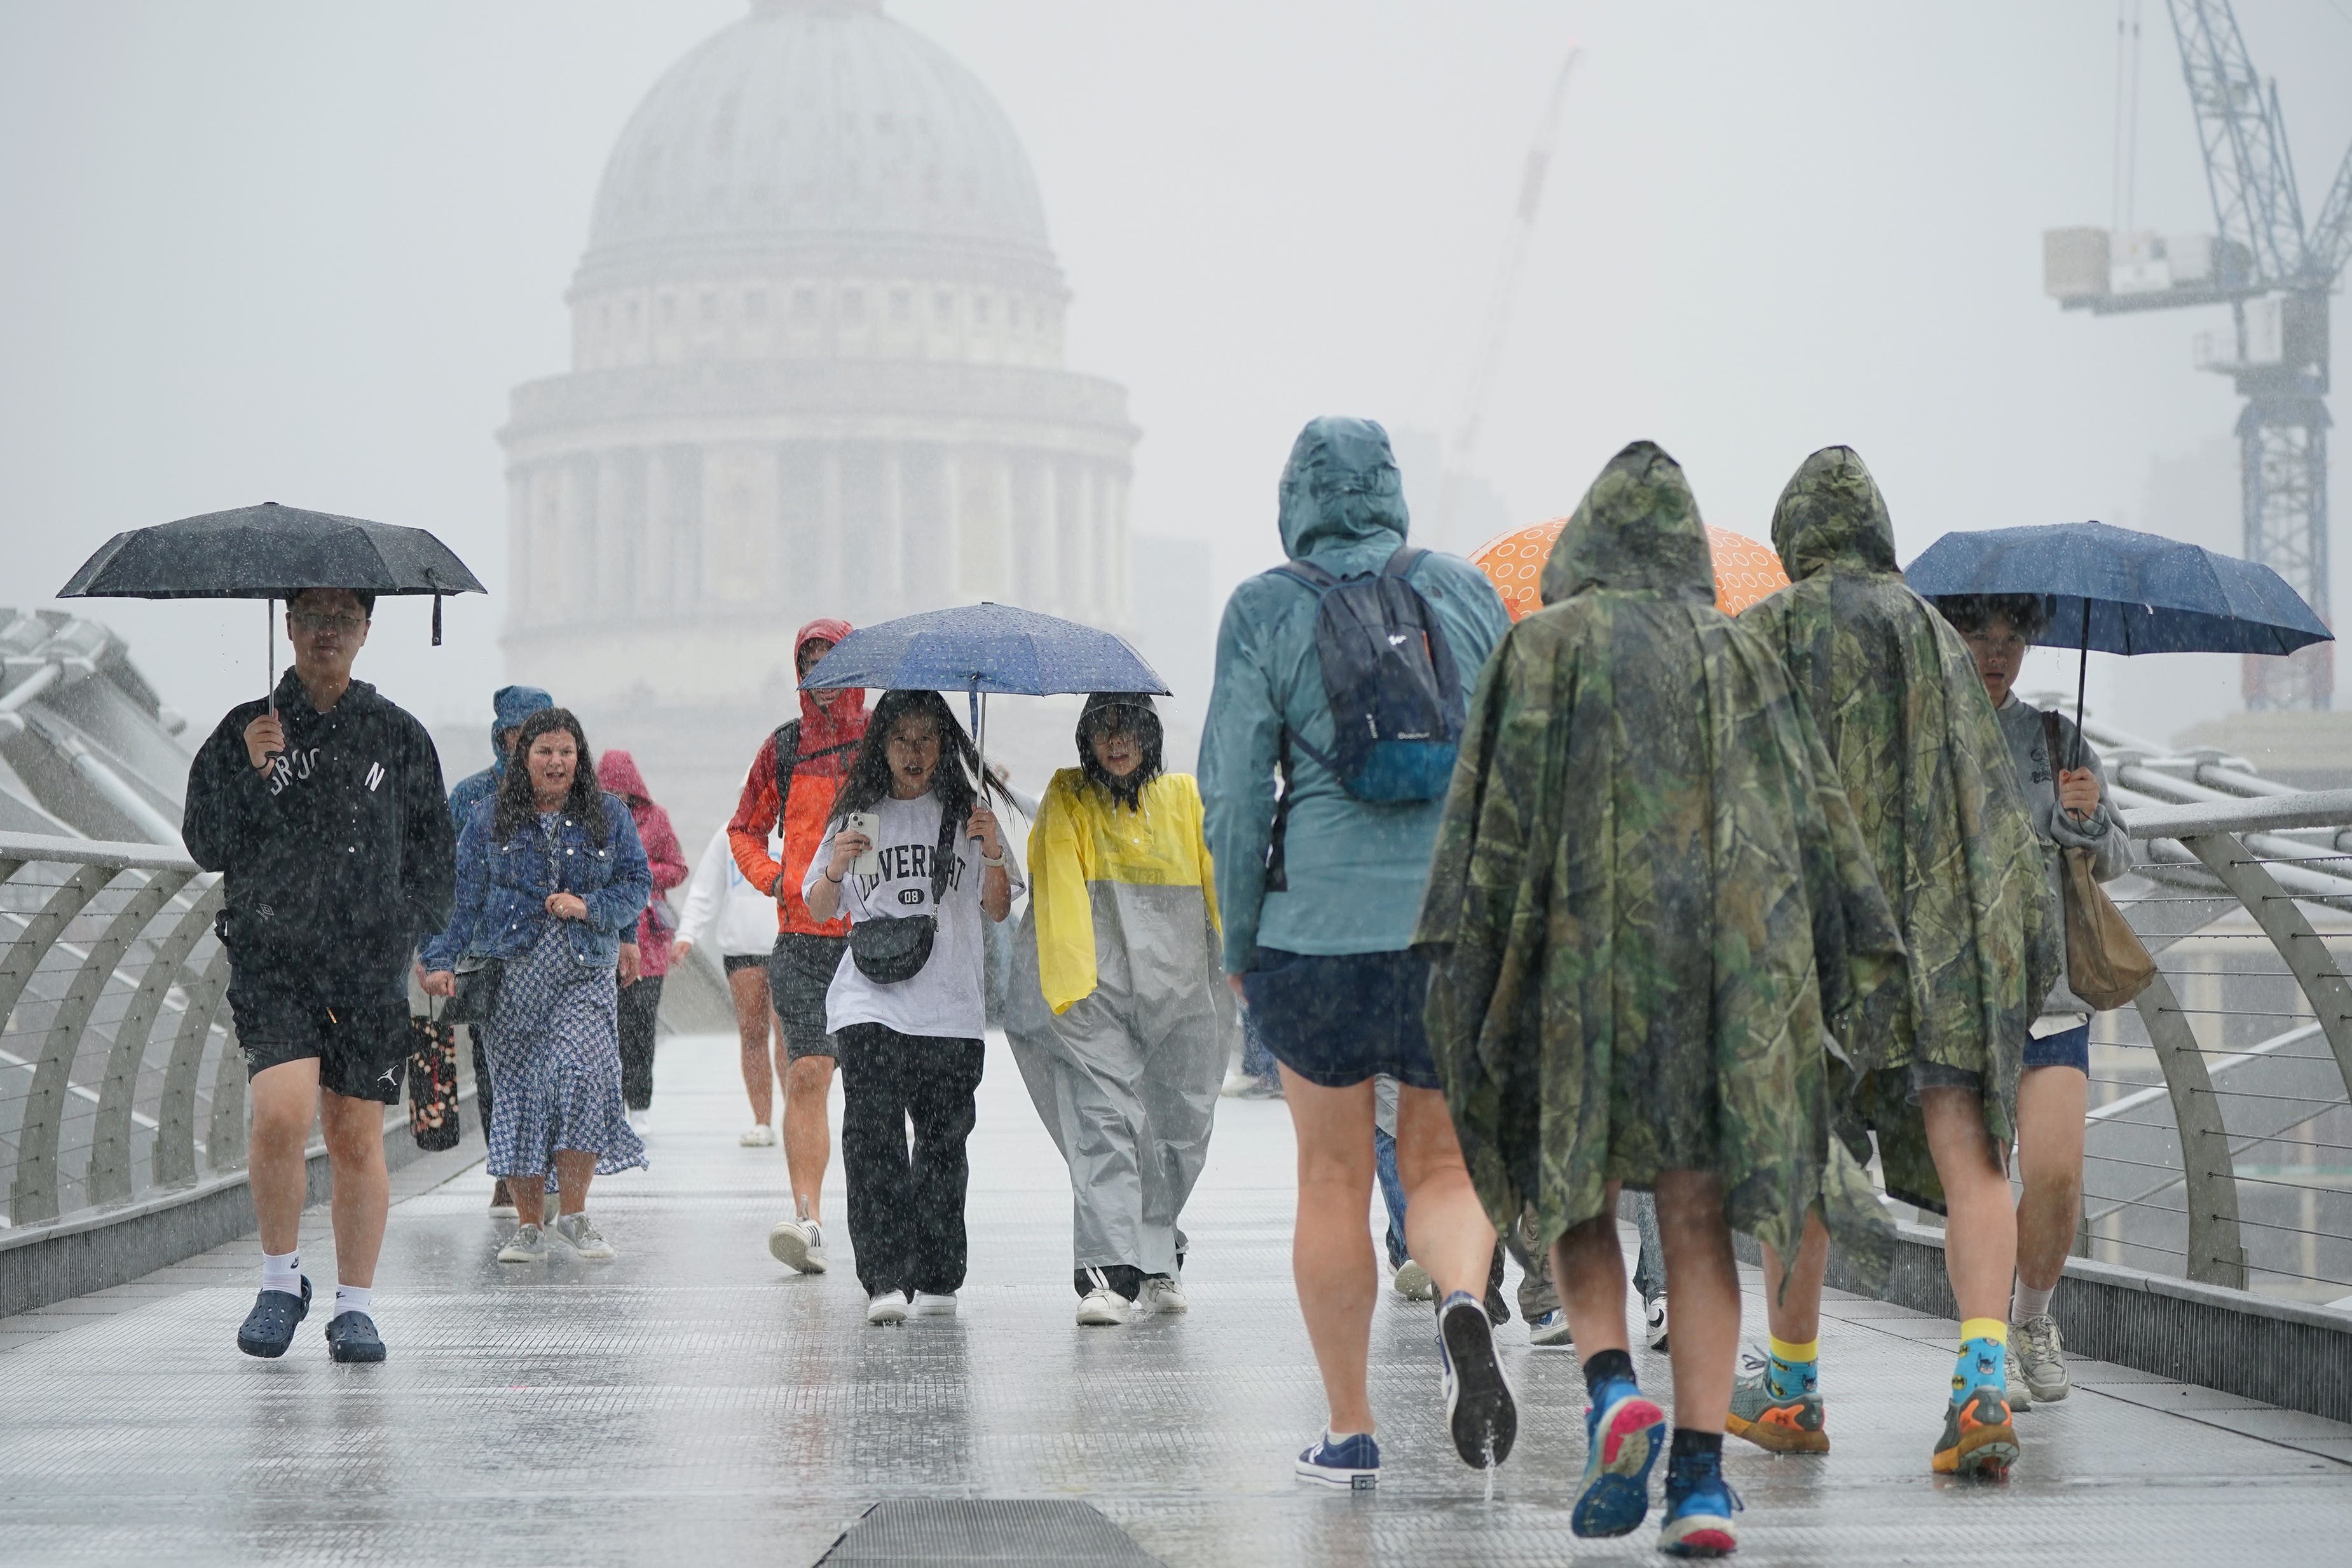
[576,0,1058,296]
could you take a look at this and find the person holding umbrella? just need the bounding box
[183,587,456,1365]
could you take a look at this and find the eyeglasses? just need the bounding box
[1963,631,2028,656]
[290,611,367,635]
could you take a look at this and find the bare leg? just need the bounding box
[247,1058,322,1256]
[507,1173,545,1225]
[553,1149,598,1217]
[1393,1084,1498,1300]
[784,1053,836,1224]
[1552,1181,1631,1359]
[2014,1065,2087,1293]
[1920,1086,2016,1323]
[730,967,775,1124]
[1278,1066,1379,1435]
[317,1090,388,1288]
[1758,1211,1829,1345]
[1653,1170,1740,1430]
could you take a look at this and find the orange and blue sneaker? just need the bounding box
[1571,1378,1667,1538]
[1725,1353,1829,1454]
[1931,1385,2018,1476]
[1659,1449,1743,1558]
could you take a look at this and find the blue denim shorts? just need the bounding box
[1240,948,1440,1091]
[2023,1022,2091,1074]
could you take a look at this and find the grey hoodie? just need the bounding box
[1995,695,2130,1021]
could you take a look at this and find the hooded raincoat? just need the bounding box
[728,618,869,937]
[447,685,553,831]
[1200,417,1512,972]
[1414,440,1904,1272]
[596,748,688,977]
[1739,449,2062,1203]
[1006,699,1239,1278]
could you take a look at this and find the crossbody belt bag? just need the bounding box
[847,803,961,984]
[2040,710,2156,1011]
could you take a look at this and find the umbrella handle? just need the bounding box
[266,599,277,724]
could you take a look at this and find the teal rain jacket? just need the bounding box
[1200,416,1513,971]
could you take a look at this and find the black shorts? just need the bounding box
[723,952,768,976]
[1241,948,1441,1091]
[229,990,411,1105]
[767,932,847,1061]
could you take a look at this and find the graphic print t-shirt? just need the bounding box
[803,793,1022,1040]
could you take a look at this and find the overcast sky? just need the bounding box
[4,0,2349,752]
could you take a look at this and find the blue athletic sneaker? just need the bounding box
[1436,1290,1519,1468]
[236,1276,311,1359]
[1572,1378,1667,1538]
[1294,1431,1380,1491]
[1660,1453,1743,1557]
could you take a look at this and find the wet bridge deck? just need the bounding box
[2,1036,2347,1566]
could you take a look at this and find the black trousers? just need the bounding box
[837,1023,985,1298]
[470,1026,493,1138]
[618,977,663,1110]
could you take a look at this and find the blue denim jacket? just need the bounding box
[420,793,650,972]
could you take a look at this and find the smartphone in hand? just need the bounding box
[844,811,883,877]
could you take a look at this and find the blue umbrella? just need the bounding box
[799,601,1169,764]
[1906,519,2332,765]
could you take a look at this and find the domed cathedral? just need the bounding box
[498,0,1138,835]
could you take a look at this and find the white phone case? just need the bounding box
[845,812,882,877]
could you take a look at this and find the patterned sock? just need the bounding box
[1582,1347,1637,1401]
[1953,1318,2009,1394]
[332,1284,373,1321]
[261,1250,299,1297]
[2012,1278,2056,1322]
[1767,1334,1819,1398]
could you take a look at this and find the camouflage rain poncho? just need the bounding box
[1414,441,1904,1271]
[1739,447,2062,1203]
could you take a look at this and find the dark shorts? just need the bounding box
[723,952,768,976]
[229,990,411,1105]
[1240,948,1440,1091]
[767,932,847,1061]
[2023,1022,2091,1074]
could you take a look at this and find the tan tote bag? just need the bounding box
[2041,711,2156,1011]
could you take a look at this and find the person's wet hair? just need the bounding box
[1932,593,2048,640]
[1076,694,1163,810]
[495,707,608,844]
[287,585,376,620]
[831,689,992,827]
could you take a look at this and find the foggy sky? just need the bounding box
[3,0,2349,757]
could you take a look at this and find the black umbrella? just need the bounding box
[57,501,486,716]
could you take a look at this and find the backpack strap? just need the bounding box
[1268,558,1341,593]
[1380,544,1428,580]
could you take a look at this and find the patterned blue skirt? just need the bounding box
[484,926,648,1180]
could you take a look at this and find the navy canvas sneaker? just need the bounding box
[236,1276,311,1359]
[1437,1290,1519,1468]
[1294,1431,1380,1490]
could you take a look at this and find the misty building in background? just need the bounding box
[498,0,1138,835]
[0,608,191,846]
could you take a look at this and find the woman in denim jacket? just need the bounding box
[423,709,652,1264]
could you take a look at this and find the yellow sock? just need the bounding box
[1960,1318,2007,1347]
[1767,1335,1819,1365]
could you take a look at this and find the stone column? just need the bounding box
[880,444,906,614]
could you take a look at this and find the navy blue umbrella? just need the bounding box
[799,601,1168,764]
[1906,519,2331,763]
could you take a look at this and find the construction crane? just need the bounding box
[1433,44,1581,548]
[2044,0,2352,709]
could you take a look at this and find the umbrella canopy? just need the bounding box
[1470,519,1789,623]
[1903,521,2330,657]
[57,501,486,603]
[798,603,1168,698]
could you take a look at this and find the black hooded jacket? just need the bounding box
[183,669,455,1003]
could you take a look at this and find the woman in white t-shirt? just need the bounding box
[803,690,1020,1326]
[673,822,794,1146]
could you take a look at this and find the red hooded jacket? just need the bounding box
[596,748,688,976]
[727,618,869,939]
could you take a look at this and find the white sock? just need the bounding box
[332,1284,373,1321]
[1326,1427,1370,1445]
[262,1250,300,1297]
[2013,1278,2055,1322]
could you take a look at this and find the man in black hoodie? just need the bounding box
[184,587,454,1365]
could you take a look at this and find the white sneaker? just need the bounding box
[626,1107,648,1130]
[1645,1295,1671,1351]
[2012,1313,2072,1403]
[866,1290,910,1326]
[496,1223,547,1264]
[1391,1260,1435,1302]
[739,1123,777,1147]
[554,1211,615,1260]
[1138,1274,1189,1314]
[488,1178,517,1218]
[767,1213,829,1274]
[910,1292,959,1318]
[1076,1269,1134,1326]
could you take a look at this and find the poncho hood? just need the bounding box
[795,618,868,758]
[1770,446,1901,582]
[595,747,653,808]
[1541,440,1716,606]
[1276,416,1410,562]
[489,685,553,775]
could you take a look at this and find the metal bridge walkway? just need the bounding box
[2,1035,2347,1568]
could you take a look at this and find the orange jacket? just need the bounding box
[727,620,867,937]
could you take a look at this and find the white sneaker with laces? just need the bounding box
[1076,1269,1134,1326]
[496,1223,547,1264]
[1392,1260,1435,1302]
[866,1290,910,1326]
[768,1211,828,1274]
[1645,1295,1671,1351]
[2012,1313,2072,1403]
[1138,1274,1189,1314]
[910,1292,958,1317]
[554,1211,615,1260]
[739,1123,777,1147]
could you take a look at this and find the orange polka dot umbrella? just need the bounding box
[1468,519,1791,623]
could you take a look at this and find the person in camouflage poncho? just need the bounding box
[1415,440,1902,1550]
[1732,446,2061,1478]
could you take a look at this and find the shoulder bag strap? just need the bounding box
[932,798,961,907]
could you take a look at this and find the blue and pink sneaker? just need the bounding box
[1660,1451,1743,1557]
[1571,1378,1668,1538]
[1294,1431,1379,1491]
